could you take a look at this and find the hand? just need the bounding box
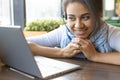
[61,38,81,58]
[78,39,98,60]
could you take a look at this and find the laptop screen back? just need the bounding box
[0,26,80,79]
[0,26,42,78]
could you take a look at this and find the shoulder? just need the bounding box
[57,24,67,31]
[108,24,120,38]
[107,24,120,51]
[43,24,68,39]
[49,24,67,35]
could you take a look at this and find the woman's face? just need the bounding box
[66,2,93,39]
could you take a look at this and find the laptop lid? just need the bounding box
[0,26,80,79]
[0,26,42,78]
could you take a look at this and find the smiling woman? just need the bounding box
[26,0,120,65]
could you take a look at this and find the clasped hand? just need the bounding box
[61,38,98,59]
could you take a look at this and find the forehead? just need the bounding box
[66,2,89,15]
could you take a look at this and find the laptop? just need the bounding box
[0,26,80,79]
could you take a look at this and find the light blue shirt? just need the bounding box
[27,23,120,58]
[27,25,69,47]
[27,25,86,58]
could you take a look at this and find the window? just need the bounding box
[0,0,11,25]
[25,0,62,24]
[0,0,25,29]
[0,0,62,28]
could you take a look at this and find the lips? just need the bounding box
[74,30,86,35]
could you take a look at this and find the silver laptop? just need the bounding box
[0,26,80,79]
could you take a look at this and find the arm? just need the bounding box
[26,26,81,58]
[94,26,120,65]
[28,41,81,58]
[78,26,120,65]
[93,26,120,65]
[28,42,62,58]
[26,27,64,57]
[28,38,120,65]
[77,39,120,65]
[91,52,120,65]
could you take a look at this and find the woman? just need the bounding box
[27,0,120,65]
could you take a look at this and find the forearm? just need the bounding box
[28,43,64,58]
[90,52,120,65]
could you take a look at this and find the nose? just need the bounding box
[75,19,84,29]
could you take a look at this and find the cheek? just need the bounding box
[86,20,93,31]
[88,23,93,31]
[87,25,93,35]
[67,20,93,33]
[88,27,93,35]
[67,21,74,30]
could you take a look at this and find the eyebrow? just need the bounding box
[67,13,90,17]
[81,13,90,16]
[67,14,74,17]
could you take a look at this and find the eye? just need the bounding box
[81,15,90,21]
[68,16,76,21]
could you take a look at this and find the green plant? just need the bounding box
[117,0,120,3]
[24,18,64,31]
[105,18,120,27]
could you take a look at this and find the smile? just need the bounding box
[74,29,87,35]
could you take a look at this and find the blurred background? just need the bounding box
[0,0,120,30]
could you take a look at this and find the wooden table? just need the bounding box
[0,58,120,80]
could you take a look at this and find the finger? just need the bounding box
[62,49,81,58]
[71,39,81,48]
[79,39,91,45]
[69,43,81,50]
[71,38,80,43]
[79,39,92,51]
[70,50,81,57]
